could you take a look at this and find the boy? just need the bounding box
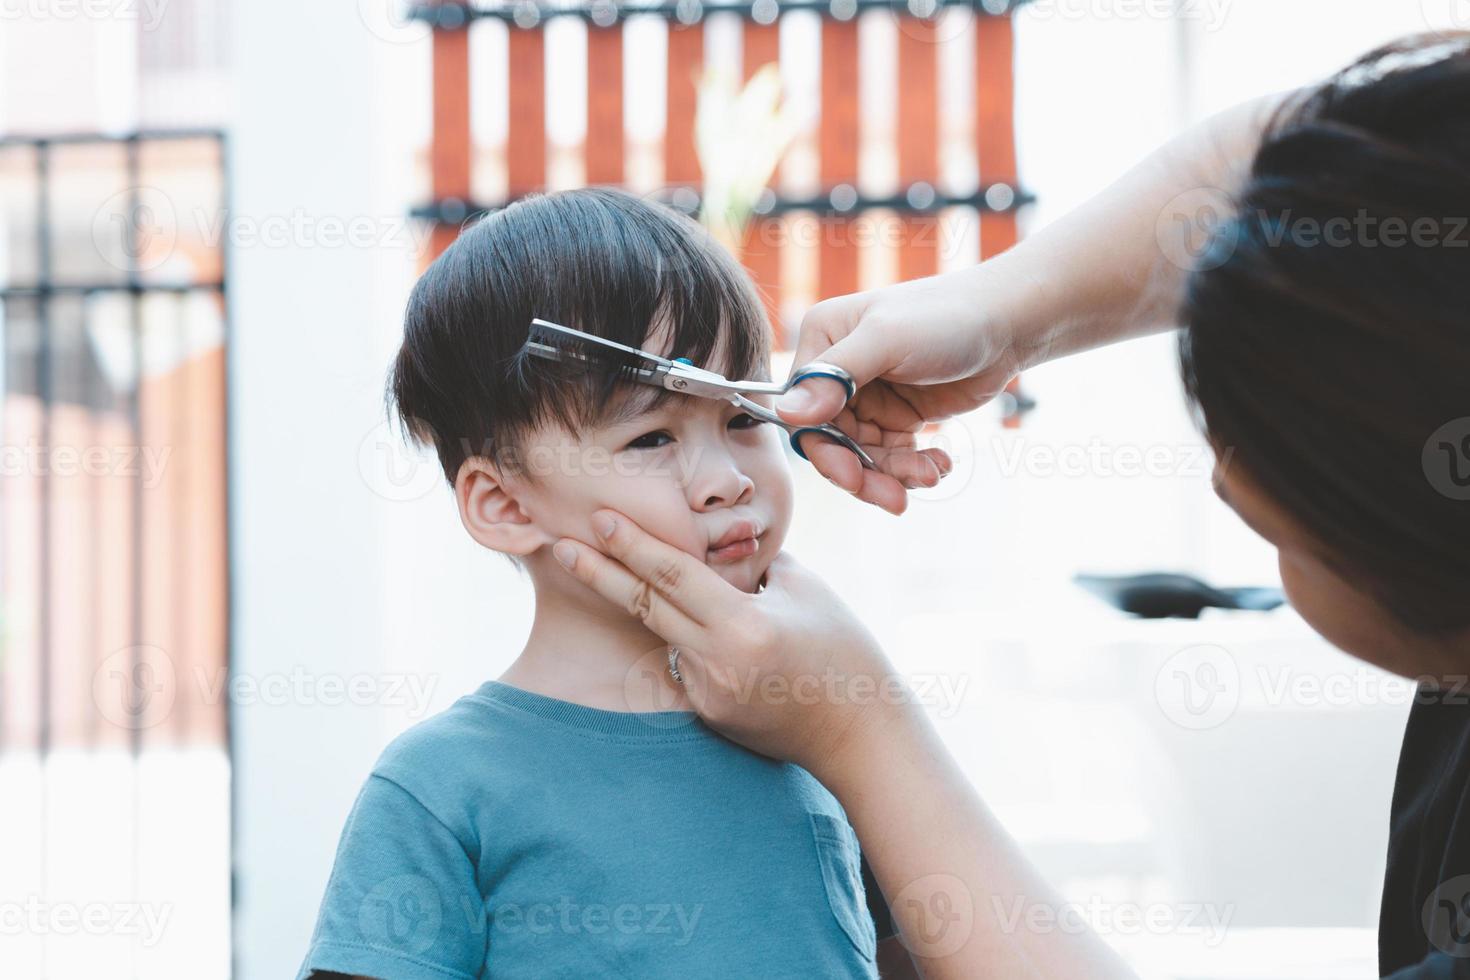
[298,188,910,978]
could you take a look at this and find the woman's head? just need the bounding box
[1181,34,1470,673]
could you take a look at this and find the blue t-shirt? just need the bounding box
[298,681,892,979]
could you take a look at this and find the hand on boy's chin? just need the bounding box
[708,553,772,594]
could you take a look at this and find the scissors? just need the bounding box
[524,317,876,470]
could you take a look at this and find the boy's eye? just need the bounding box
[626,430,673,450]
[729,413,766,430]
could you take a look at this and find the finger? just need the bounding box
[778,302,902,424]
[854,445,959,512]
[798,437,910,514]
[786,295,859,373]
[589,510,748,628]
[800,434,866,493]
[776,376,849,427]
[800,430,949,494]
[855,469,909,515]
[846,381,926,434]
[875,445,948,490]
[922,446,954,477]
[553,537,708,647]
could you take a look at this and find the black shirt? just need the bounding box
[1380,698,1470,978]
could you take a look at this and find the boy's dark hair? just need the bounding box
[1180,33,1470,632]
[389,187,772,484]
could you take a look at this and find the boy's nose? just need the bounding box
[689,461,755,512]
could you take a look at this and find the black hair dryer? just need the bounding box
[1074,572,1285,620]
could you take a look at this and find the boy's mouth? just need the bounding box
[707,520,761,564]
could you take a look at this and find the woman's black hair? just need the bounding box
[389,187,771,484]
[1180,33,1470,632]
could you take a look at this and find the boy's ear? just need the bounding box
[454,457,550,556]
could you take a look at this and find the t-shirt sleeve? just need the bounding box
[1384,952,1470,979]
[297,774,487,980]
[859,850,897,942]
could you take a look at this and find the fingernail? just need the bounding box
[596,514,618,539]
[778,386,815,415]
[553,541,577,569]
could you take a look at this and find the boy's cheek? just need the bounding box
[755,452,796,538]
[579,485,707,560]
[518,461,693,547]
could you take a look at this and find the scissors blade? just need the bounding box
[526,318,674,385]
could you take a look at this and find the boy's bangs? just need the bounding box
[503,193,771,436]
[390,187,776,482]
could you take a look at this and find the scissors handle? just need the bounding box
[787,361,857,402]
[787,425,877,470]
[732,395,876,470]
[783,362,872,468]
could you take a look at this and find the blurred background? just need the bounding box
[0,0,1462,977]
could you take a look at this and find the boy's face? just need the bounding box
[497,379,794,597]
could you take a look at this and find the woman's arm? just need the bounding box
[827,697,1134,979]
[975,90,1286,370]
[779,91,1291,513]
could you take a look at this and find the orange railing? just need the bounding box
[416,0,1029,375]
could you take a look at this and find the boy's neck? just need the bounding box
[499,567,692,714]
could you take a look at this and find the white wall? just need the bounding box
[227,3,434,978]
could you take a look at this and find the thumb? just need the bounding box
[777,315,900,425]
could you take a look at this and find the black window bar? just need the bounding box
[413,181,1034,227]
[0,128,230,759]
